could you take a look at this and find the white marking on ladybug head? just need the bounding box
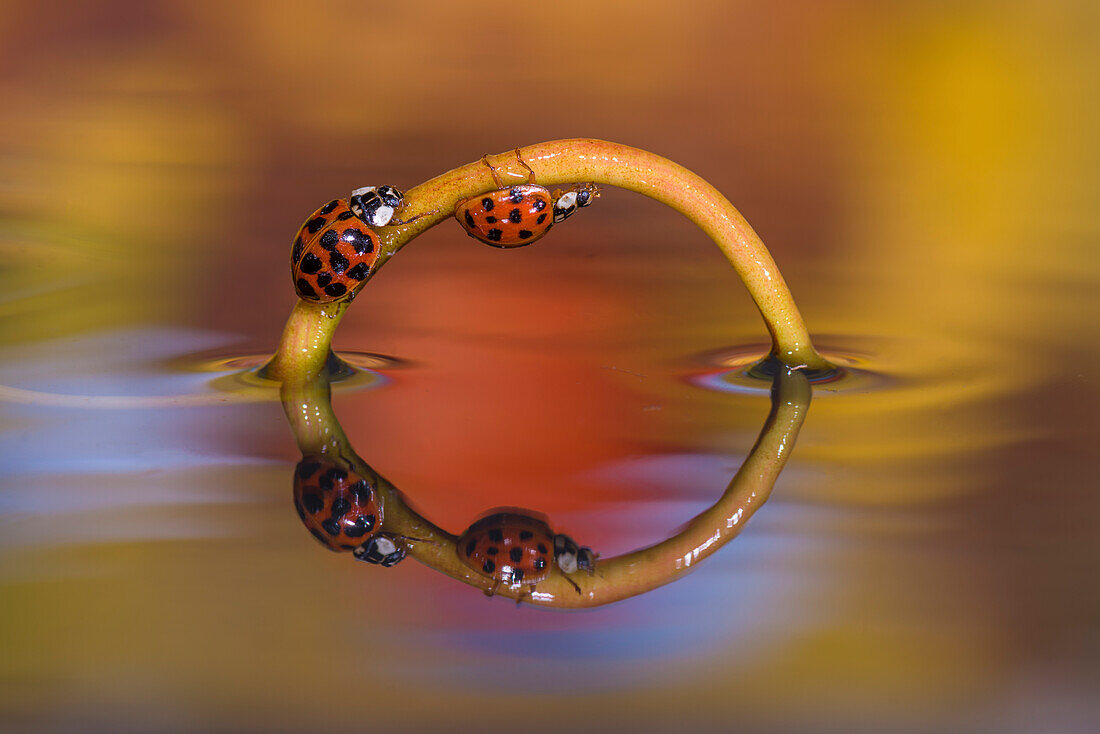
[557,552,578,574]
[556,191,578,210]
[372,536,397,555]
[351,186,378,198]
[368,205,395,227]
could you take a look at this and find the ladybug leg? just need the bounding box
[512,148,538,185]
[484,578,502,597]
[513,584,534,606]
[562,574,582,595]
[480,154,506,189]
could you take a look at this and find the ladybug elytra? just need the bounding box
[454,183,598,248]
[292,455,382,551]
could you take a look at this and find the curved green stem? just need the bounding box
[281,366,811,608]
[267,138,832,380]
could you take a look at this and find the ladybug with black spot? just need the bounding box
[455,511,598,597]
[291,454,384,549]
[290,184,405,303]
[454,183,598,248]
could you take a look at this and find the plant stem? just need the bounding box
[281,366,811,608]
[267,138,833,381]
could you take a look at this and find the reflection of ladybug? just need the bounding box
[553,533,597,575]
[292,455,381,551]
[353,535,408,567]
[457,513,554,595]
[456,512,598,596]
[454,183,597,248]
[290,199,380,303]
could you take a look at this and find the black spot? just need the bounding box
[292,236,304,263]
[297,461,321,479]
[485,216,497,224]
[317,471,334,490]
[316,272,332,287]
[336,210,355,220]
[518,230,533,239]
[319,229,338,250]
[329,250,349,274]
[488,528,504,542]
[512,568,525,582]
[319,200,340,215]
[465,539,477,556]
[536,213,548,224]
[485,229,502,242]
[534,557,546,570]
[509,208,523,223]
[345,515,375,537]
[350,479,371,502]
[482,559,496,574]
[331,497,351,519]
[509,548,523,563]
[481,197,494,211]
[301,493,323,515]
[296,278,317,298]
[341,228,374,255]
[299,252,323,274]
[346,262,369,281]
[464,210,476,228]
[509,188,523,203]
[533,198,547,211]
[321,519,341,537]
[519,531,533,540]
[324,283,347,298]
[329,467,348,482]
[537,543,548,554]
[487,546,498,556]
[306,216,326,234]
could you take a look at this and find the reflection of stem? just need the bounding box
[281,367,811,608]
[266,139,832,381]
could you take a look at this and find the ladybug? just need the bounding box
[291,189,394,303]
[292,454,383,552]
[454,183,598,248]
[348,185,404,228]
[455,512,597,596]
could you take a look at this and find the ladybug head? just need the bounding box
[554,532,597,575]
[353,534,408,567]
[575,183,598,208]
[349,185,405,228]
[552,184,598,224]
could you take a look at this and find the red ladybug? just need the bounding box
[456,512,556,595]
[454,183,597,248]
[290,198,380,303]
[293,455,382,551]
